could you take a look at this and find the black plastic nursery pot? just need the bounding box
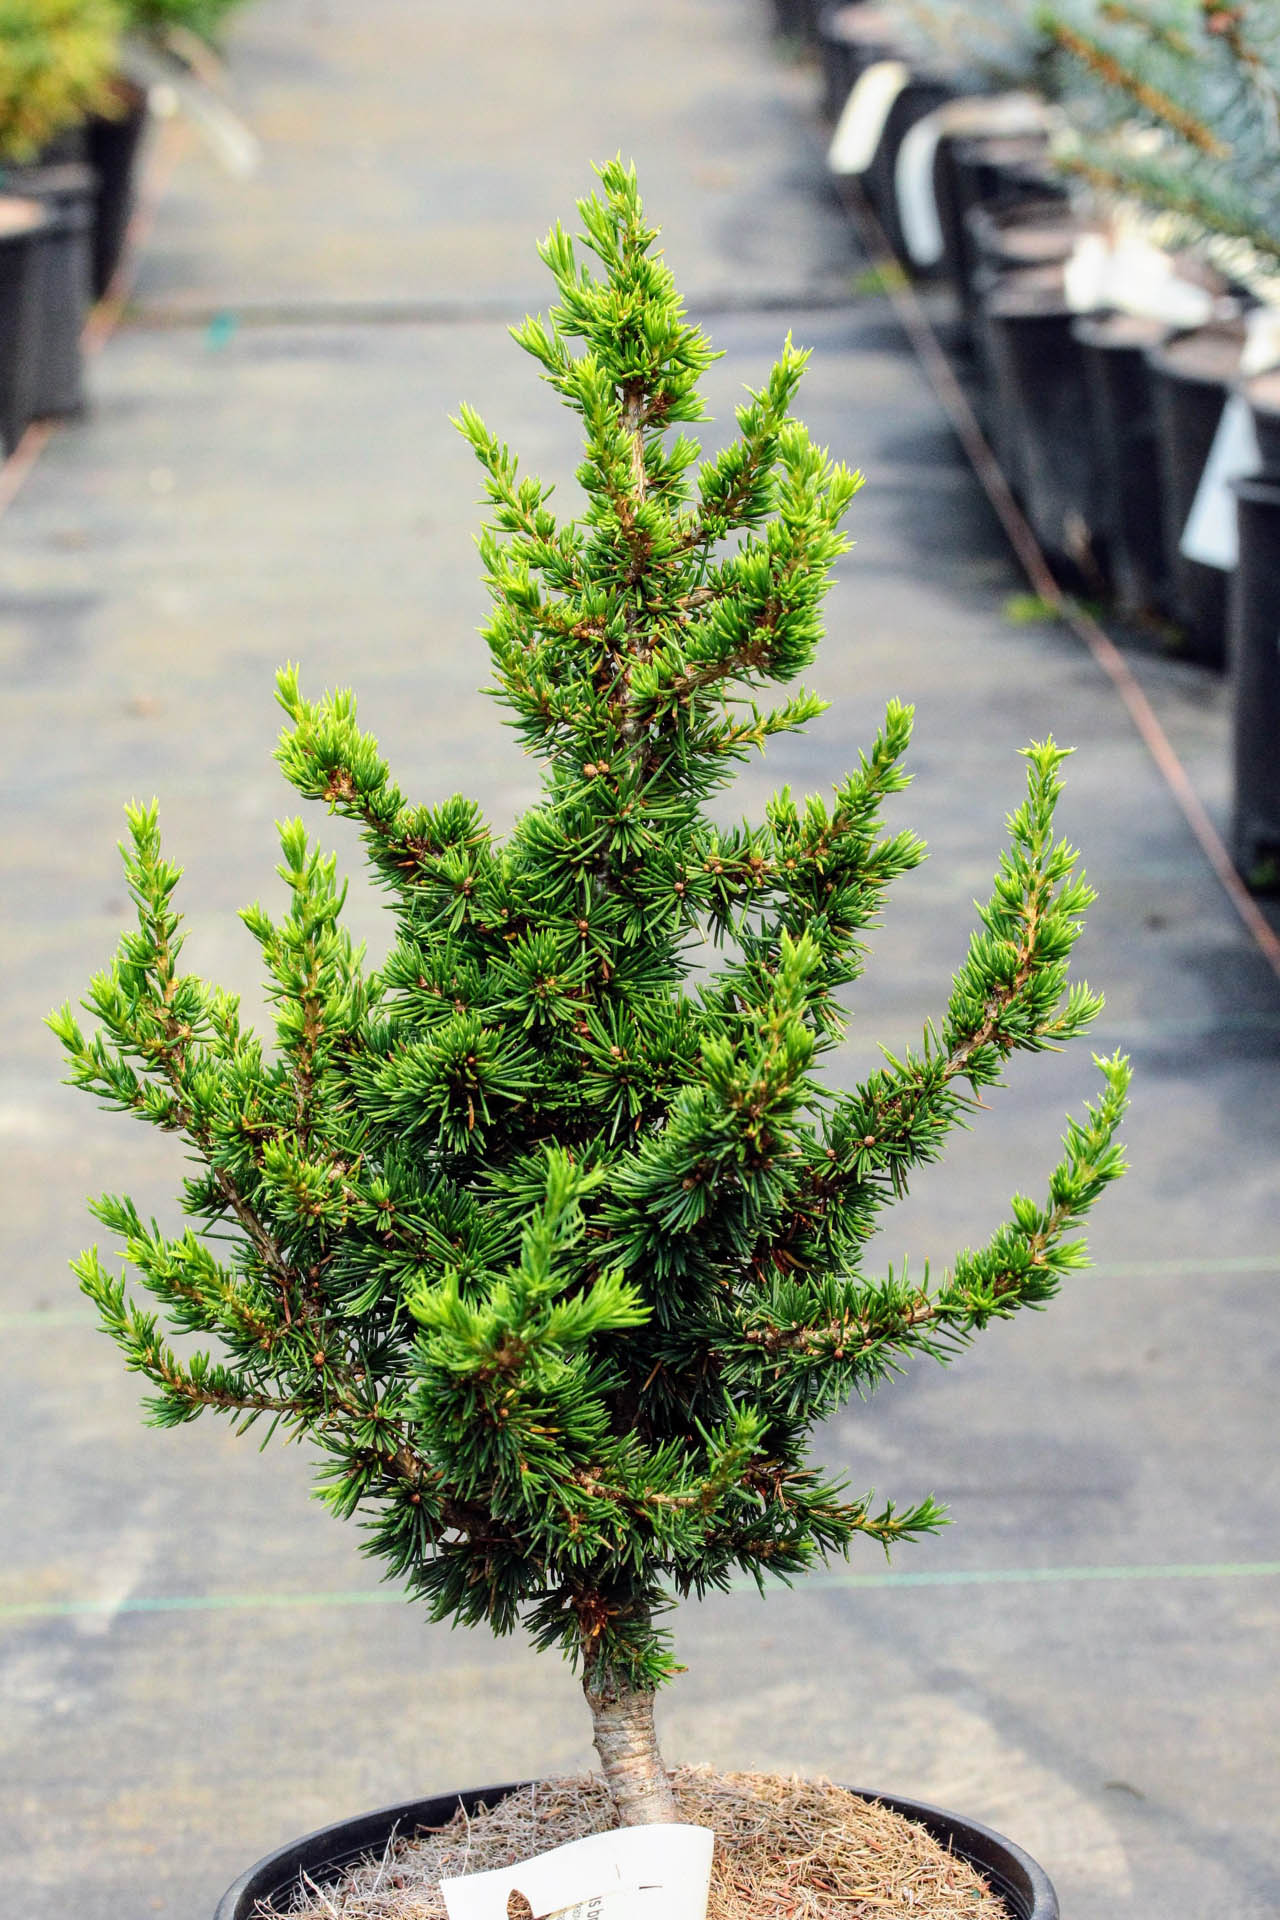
[948,134,1065,214]
[943,136,1066,346]
[0,195,51,453]
[34,123,89,167]
[4,160,97,419]
[87,77,149,298]
[1245,366,1280,475]
[212,1781,1060,1920]
[1146,320,1245,668]
[1230,475,1280,888]
[816,4,901,124]
[980,264,1104,579]
[961,206,1086,498]
[968,265,1026,496]
[1073,311,1171,617]
[965,199,1084,280]
[933,129,1048,336]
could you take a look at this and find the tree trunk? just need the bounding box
[584,1667,679,1825]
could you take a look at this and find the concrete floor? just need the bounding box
[2,3,1277,1916]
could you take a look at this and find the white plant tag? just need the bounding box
[827,61,909,178]
[1104,236,1214,328]
[1064,231,1213,326]
[1241,305,1280,378]
[1063,231,1110,315]
[895,111,946,267]
[1180,393,1262,570]
[440,1821,714,1920]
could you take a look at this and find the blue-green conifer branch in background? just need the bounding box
[1040,1,1280,274]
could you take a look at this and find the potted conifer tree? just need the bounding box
[53,161,1129,1917]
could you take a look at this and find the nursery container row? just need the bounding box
[0,0,255,457]
[773,0,1280,893]
[0,80,150,455]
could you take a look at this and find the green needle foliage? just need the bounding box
[53,163,1128,1734]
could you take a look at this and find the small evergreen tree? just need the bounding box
[52,162,1129,1826]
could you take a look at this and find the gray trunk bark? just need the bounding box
[584,1669,679,1825]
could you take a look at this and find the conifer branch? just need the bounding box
[1045,19,1228,152]
[1042,0,1280,276]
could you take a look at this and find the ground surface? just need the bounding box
[1,3,1277,1916]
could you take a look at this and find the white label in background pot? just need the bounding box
[1240,306,1280,379]
[1180,394,1262,571]
[1063,232,1109,315]
[1104,237,1214,329]
[894,112,947,267]
[827,62,909,178]
[441,1821,714,1920]
[1063,232,1214,327]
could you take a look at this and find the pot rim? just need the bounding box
[213,1779,1059,1920]
[1233,474,1280,505]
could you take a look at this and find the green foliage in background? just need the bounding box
[890,0,1050,91]
[52,162,1128,1697]
[0,0,123,162]
[123,0,242,47]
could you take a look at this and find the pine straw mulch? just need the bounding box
[264,1769,1012,1920]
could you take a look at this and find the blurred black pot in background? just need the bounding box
[1146,321,1245,668]
[1074,312,1171,618]
[1230,474,1280,888]
[0,196,51,451]
[981,263,1104,579]
[87,78,149,298]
